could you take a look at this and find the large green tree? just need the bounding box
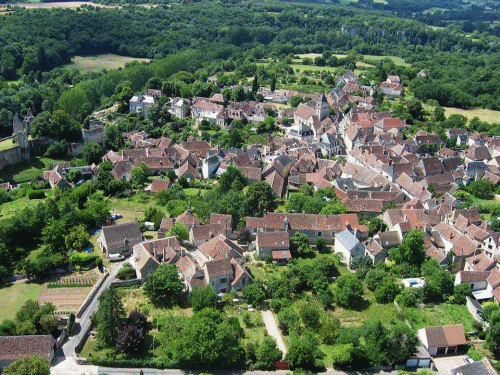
[256,337,283,370]
[94,287,126,348]
[144,264,184,306]
[172,308,242,367]
[245,181,277,217]
[389,230,425,266]
[3,356,50,375]
[334,273,364,308]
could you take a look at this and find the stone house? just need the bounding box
[0,335,56,370]
[334,228,365,264]
[256,231,290,260]
[417,325,467,356]
[130,94,155,117]
[97,222,143,258]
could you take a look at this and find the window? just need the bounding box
[242,278,246,285]
[317,231,322,237]
[211,280,215,286]
[220,277,228,284]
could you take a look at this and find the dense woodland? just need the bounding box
[1,0,500,140]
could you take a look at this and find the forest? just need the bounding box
[0,0,500,139]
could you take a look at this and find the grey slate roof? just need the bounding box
[335,229,359,251]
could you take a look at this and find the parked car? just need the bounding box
[464,357,474,364]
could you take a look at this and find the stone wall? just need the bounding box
[0,145,22,171]
[82,127,105,145]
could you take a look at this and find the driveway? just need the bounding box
[433,355,468,374]
[261,310,287,357]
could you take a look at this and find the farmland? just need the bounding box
[37,268,102,315]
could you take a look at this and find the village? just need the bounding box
[1,68,500,375]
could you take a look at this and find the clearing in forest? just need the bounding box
[64,54,151,73]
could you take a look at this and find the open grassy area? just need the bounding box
[0,196,33,220]
[0,137,16,152]
[470,196,500,212]
[403,303,475,332]
[0,156,66,183]
[444,107,500,125]
[64,54,151,73]
[0,281,47,321]
[109,193,157,223]
[183,188,209,197]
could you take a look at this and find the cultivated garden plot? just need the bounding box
[37,269,101,315]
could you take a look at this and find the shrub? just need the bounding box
[396,288,420,308]
[69,252,99,267]
[28,190,46,199]
[116,263,137,281]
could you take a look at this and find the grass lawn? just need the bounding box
[0,137,16,151]
[109,194,158,223]
[63,54,150,73]
[331,288,404,328]
[470,196,500,212]
[363,54,410,67]
[183,188,209,197]
[0,281,46,321]
[0,156,66,183]
[402,303,475,332]
[0,196,32,220]
[444,107,500,125]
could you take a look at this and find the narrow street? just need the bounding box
[51,261,125,375]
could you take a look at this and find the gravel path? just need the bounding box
[261,310,287,357]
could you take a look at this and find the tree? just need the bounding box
[144,206,164,229]
[116,309,151,354]
[386,324,418,365]
[130,163,150,188]
[66,169,82,184]
[42,219,66,253]
[374,278,400,304]
[82,142,104,165]
[318,315,341,345]
[270,76,276,92]
[242,283,265,306]
[144,264,184,306]
[55,87,91,121]
[256,337,282,370]
[245,181,277,217]
[218,166,248,193]
[300,303,321,329]
[334,273,364,308]
[315,237,327,253]
[396,287,420,308]
[285,332,325,370]
[290,232,313,257]
[389,230,425,266]
[469,180,494,199]
[65,225,90,252]
[172,308,242,367]
[94,287,126,348]
[349,255,373,278]
[453,283,472,304]
[166,223,189,243]
[364,268,388,291]
[252,74,259,93]
[486,311,500,356]
[3,356,50,375]
[189,286,218,312]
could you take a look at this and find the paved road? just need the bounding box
[261,310,287,357]
[51,262,125,375]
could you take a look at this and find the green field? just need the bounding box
[0,196,33,220]
[183,188,209,197]
[470,196,500,212]
[0,156,66,183]
[403,303,475,332]
[0,137,16,152]
[64,54,151,73]
[0,281,46,321]
[444,107,500,125]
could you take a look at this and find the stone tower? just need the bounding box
[316,93,329,121]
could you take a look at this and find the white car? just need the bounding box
[464,357,474,364]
